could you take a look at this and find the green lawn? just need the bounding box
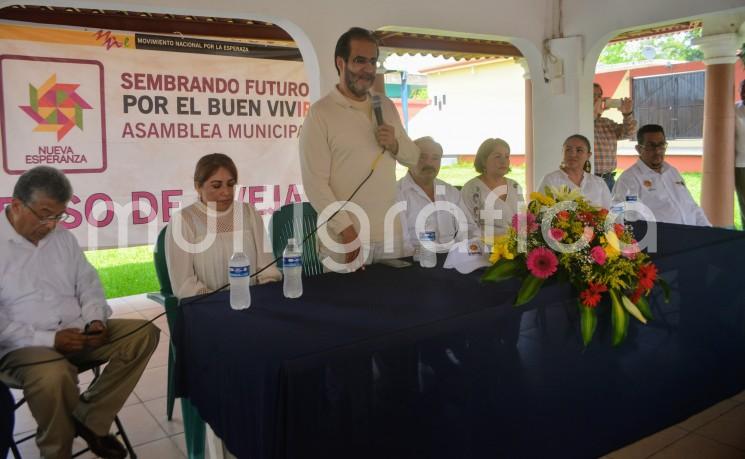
[84,245,158,299]
[89,163,740,299]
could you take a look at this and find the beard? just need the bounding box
[344,67,374,98]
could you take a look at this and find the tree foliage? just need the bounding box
[409,87,428,100]
[599,29,704,65]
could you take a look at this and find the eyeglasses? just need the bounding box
[350,56,378,67]
[641,142,668,151]
[23,202,70,224]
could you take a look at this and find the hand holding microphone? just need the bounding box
[372,95,399,155]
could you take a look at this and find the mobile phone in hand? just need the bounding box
[604,98,622,109]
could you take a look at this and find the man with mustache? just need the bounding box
[396,137,480,258]
[612,124,710,226]
[300,27,419,271]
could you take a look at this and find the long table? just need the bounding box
[176,223,745,458]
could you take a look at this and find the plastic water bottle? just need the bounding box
[282,238,303,299]
[624,194,638,222]
[229,252,251,310]
[418,230,437,268]
[610,203,625,224]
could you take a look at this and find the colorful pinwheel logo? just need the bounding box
[19,74,92,140]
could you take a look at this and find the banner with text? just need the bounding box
[0,23,308,248]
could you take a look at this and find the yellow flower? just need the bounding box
[490,235,515,263]
[603,230,621,259]
[530,191,556,207]
[550,185,584,203]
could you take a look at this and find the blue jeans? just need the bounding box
[596,172,616,193]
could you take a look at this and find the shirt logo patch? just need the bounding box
[643,180,653,188]
[468,242,482,256]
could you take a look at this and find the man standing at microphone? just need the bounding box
[300,27,419,271]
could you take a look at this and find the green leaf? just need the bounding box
[635,296,654,321]
[579,302,597,346]
[658,277,671,303]
[621,294,648,324]
[609,289,629,346]
[515,275,544,306]
[481,259,518,282]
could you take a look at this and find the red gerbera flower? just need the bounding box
[629,285,645,304]
[580,282,608,308]
[638,264,658,290]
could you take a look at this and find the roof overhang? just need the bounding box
[608,20,701,44]
[0,6,700,62]
[374,30,522,60]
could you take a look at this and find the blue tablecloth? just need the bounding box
[176,222,745,458]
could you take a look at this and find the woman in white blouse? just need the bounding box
[461,138,524,238]
[165,153,281,299]
[537,134,612,209]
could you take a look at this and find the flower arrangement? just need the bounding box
[483,186,669,346]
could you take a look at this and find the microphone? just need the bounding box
[372,95,384,126]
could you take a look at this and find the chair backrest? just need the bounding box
[269,202,324,276]
[153,226,174,296]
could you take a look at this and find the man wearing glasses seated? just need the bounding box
[0,166,159,459]
[396,136,480,258]
[612,124,711,226]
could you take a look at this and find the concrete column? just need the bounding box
[281,22,346,100]
[528,36,584,188]
[518,58,535,194]
[694,33,738,226]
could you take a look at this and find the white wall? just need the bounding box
[408,60,525,158]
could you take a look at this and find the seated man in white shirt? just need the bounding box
[0,166,159,459]
[396,137,480,257]
[612,124,711,226]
